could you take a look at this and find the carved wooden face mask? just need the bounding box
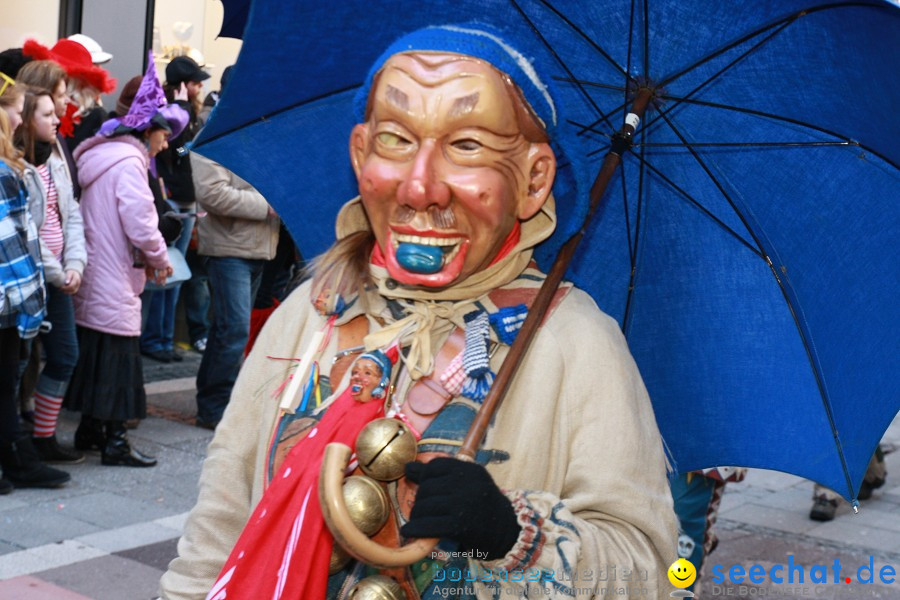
[351,52,555,288]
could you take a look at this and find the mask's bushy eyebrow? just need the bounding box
[385,85,409,113]
[449,92,479,118]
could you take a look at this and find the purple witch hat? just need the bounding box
[99,51,188,138]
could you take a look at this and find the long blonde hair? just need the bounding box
[0,83,25,173]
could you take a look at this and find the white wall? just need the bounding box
[0,0,61,49]
[0,0,241,96]
[153,0,241,93]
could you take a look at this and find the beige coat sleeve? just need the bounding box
[473,289,677,599]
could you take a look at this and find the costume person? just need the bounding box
[160,25,676,600]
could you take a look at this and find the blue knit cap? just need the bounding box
[353,24,588,266]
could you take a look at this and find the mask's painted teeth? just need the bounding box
[393,234,463,247]
[391,234,464,268]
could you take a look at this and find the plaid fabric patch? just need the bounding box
[439,351,466,396]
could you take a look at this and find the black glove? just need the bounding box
[399,457,520,561]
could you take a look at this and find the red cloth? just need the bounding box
[58,103,80,138]
[207,388,384,600]
[244,300,280,357]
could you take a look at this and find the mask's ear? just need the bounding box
[349,123,370,180]
[518,142,556,221]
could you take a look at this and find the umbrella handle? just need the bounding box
[319,442,438,568]
[457,87,655,460]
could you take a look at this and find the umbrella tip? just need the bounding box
[851,500,860,514]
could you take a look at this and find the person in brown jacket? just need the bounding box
[191,153,279,429]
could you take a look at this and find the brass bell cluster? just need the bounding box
[347,574,405,599]
[329,418,418,576]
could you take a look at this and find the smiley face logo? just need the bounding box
[668,558,697,588]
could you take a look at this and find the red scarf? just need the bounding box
[207,389,384,600]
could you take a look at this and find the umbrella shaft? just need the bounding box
[458,88,654,460]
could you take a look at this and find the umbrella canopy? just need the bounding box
[194,0,900,501]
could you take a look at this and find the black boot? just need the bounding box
[0,477,12,495]
[74,416,106,451]
[101,421,157,467]
[33,435,85,464]
[0,435,70,488]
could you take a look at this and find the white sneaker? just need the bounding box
[193,338,207,353]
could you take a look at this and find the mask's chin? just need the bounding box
[384,231,470,288]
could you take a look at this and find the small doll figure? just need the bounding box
[349,349,393,402]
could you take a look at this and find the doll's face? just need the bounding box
[350,52,555,288]
[349,358,383,402]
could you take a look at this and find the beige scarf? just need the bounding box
[333,196,557,380]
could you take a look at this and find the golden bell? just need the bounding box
[347,574,405,600]
[342,475,389,536]
[329,542,352,574]
[355,418,417,481]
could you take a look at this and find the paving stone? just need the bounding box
[153,512,190,532]
[719,502,823,535]
[75,521,181,553]
[0,540,23,556]
[744,486,814,513]
[47,491,173,529]
[114,538,180,571]
[847,505,900,532]
[0,575,93,599]
[0,540,107,579]
[127,416,212,447]
[0,507,101,548]
[35,553,165,600]
[740,468,807,492]
[806,519,900,554]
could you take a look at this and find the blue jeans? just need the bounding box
[36,285,78,397]
[195,256,264,423]
[182,247,210,344]
[140,215,195,353]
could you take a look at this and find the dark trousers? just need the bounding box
[0,327,25,442]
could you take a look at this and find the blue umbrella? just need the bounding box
[194,0,900,502]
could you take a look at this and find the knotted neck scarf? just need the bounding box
[332,196,558,380]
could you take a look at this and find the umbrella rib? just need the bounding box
[626,0,636,121]
[637,141,858,148]
[654,94,897,169]
[622,126,648,334]
[193,83,362,148]
[658,11,796,88]
[655,105,855,500]
[553,78,627,94]
[657,2,873,89]
[653,103,767,255]
[571,100,630,137]
[644,20,792,137]
[642,0,650,77]
[510,0,616,132]
[534,0,633,84]
[624,151,763,259]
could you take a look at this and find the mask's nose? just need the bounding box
[397,138,450,212]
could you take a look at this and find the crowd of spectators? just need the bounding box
[0,34,299,493]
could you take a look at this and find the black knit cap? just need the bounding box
[165,56,210,86]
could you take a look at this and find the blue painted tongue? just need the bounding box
[396,243,443,274]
